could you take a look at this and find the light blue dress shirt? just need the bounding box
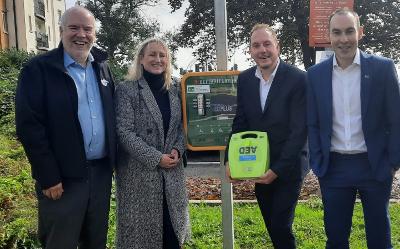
[64,52,106,160]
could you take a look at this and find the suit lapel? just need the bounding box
[248,69,263,116]
[263,61,286,114]
[138,78,165,143]
[320,57,333,132]
[165,85,178,145]
[52,49,79,117]
[360,52,372,118]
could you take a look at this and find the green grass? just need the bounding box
[178,201,400,249]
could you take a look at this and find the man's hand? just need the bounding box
[42,182,63,200]
[253,169,278,184]
[225,162,240,183]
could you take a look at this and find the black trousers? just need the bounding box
[35,158,112,249]
[163,178,180,249]
[255,179,302,249]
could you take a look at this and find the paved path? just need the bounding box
[185,161,221,177]
[184,159,400,191]
[184,150,221,177]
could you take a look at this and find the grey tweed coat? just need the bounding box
[114,77,190,249]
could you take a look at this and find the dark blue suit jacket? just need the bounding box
[225,60,307,181]
[307,51,400,181]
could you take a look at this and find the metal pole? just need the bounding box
[219,151,234,249]
[214,1,234,248]
[12,0,19,49]
[214,0,228,71]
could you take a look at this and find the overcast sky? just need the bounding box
[66,0,74,8]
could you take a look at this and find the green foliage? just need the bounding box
[1,216,39,249]
[0,49,34,135]
[304,194,323,209]
[391,203,400,245]
[0,179,38,249]
[0,49,34,70]
[85,0,160,63]
[107,183,117,248]
[0,113,17,139]
[0,69,18,120]
[108,59,129,83]
[0,133,25,162]
[0,131,39,248]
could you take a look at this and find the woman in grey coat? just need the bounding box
[114,38,190,249]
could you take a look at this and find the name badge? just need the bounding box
[101,79,109,86]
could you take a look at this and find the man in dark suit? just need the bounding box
[307,8,400,249]
[225,23,307,249]
[15,6,116,249]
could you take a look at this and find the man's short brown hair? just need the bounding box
[328,7,361,29]
[250,23,278,42]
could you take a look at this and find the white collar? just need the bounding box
[255,59,280,82]
[333,48,360,69]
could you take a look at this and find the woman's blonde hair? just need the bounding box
[126,37,173,89]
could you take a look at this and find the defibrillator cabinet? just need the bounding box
[181,71,239,151]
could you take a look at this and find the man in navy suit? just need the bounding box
[225,24,307,249]
[307,8,400,249]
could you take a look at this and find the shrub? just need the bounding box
[0,49,34,127]
[0,169,38,249]
[0,49,34,70]
[108,59,128,84]
[0,113,16,138]
[0,131,39,248]
[0,70,18,121]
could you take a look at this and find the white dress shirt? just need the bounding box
[255,60,280,112]
[331,49,367,154]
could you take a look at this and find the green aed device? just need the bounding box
[228,131,269,179]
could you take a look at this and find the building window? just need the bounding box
[2,11,8,33]
[29,16,32,32]
[48,26,51,41]
[58,10,62,22]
